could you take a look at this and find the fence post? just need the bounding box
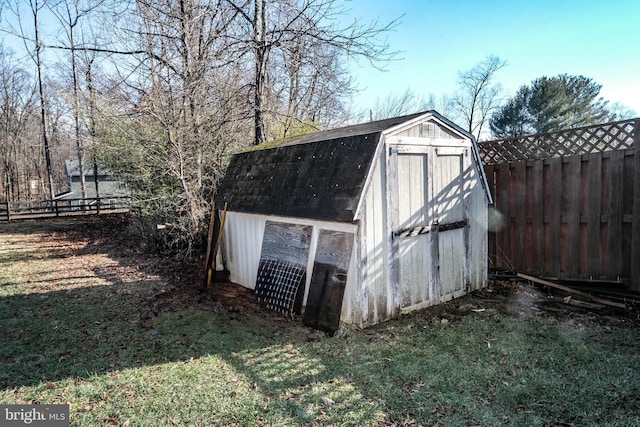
[631,119,640,291]
[2,201,10,221]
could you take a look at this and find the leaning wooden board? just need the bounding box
[304,230,354,332]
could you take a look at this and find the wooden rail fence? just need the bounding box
[0,197,131,222]
[479,119,640,291]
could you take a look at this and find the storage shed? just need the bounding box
[215,111,492,331]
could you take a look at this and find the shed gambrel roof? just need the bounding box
[215,111,486,222]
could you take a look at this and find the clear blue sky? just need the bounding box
[344,0,640,115]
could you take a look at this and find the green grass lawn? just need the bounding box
[1,219,640,426]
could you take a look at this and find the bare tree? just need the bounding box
[452,55,506,140]
[47,0,105,203]
[85,0,248,253]
[0,0,399,254]
[0,47,40,201]
[274,21,355,137]
[227,0,399,145]
[365,88,437,121]
[0,0,60,199]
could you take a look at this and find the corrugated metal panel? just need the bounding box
[223,212,265,289]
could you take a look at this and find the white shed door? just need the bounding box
[434,148,468,301]
[396,152,432,310]
[390,144,469,312]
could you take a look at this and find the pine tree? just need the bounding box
[490,74,615,138]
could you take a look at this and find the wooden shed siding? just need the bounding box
[351,154,390,327]
[468,159,489,290]
[218,112,490,329]
[395,119,460,139]
[354,135,488,325]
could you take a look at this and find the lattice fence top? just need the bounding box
[478,119,638,164]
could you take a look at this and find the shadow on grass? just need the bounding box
[0,217,388,423]
[2,217,640,426]
[0,217,189,385]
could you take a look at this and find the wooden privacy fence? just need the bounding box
[479,119,640,291]
[0,196,131,222]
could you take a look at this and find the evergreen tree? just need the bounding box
[490,74,615,138]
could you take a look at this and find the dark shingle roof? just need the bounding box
[215,112,432,222]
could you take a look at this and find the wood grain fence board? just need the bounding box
[548,157,562,277]
[587,153,602,278]
[513,161,527,271]
[0,202,8,221]
[483,164,497,268]
[498,162,511,269]
[531,160,544,273]
[0,197,130,222]
[632,121,640,290]
[607,149,625,280]
[564,156,582,278]
[303,229,354,332]
[483,119,638,285]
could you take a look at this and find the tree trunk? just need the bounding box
[253,0,267,146]
[70,24,87,203]
[86,60,100,203]
[34,0,55,200]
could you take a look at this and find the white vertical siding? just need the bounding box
[346,154,390,327]
[376,134,489,323]
[434,150,467,301]
[223,212,266,289]
[396,153,431,311]
[467,161,489,290]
